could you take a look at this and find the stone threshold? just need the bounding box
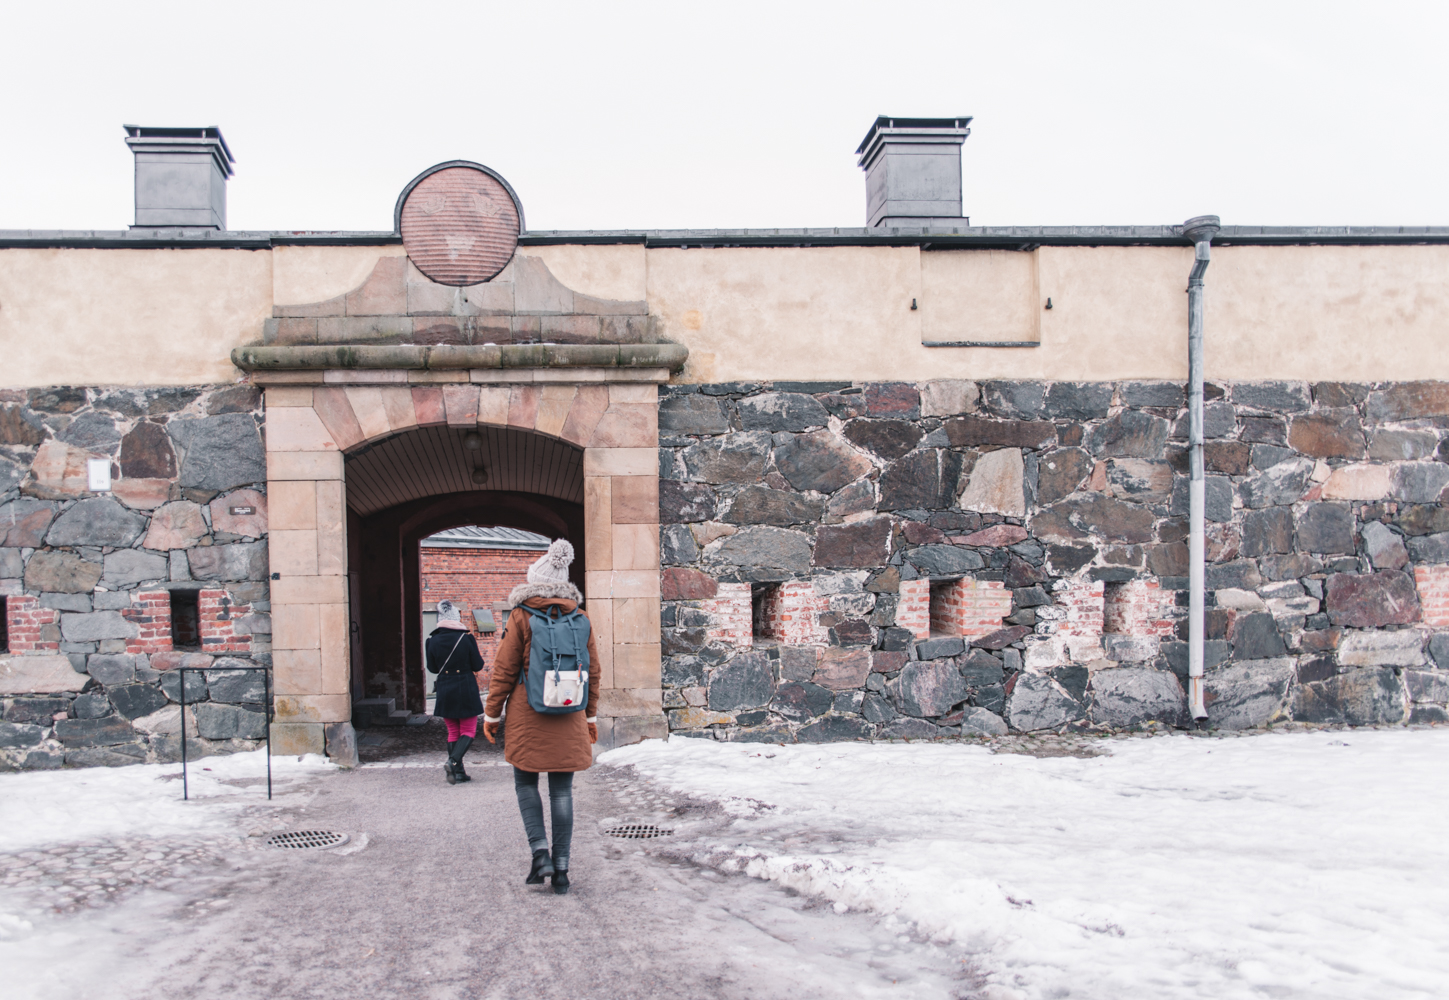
[232,342,688,376]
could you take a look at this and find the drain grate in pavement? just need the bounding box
[265,830,350,850]
[605,824,673,840]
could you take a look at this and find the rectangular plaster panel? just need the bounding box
[920,249,1039,345]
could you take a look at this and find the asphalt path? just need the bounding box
[46,743,968,1000]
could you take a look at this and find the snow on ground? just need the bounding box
[604,730,1449,1000]
[0,750,333,853]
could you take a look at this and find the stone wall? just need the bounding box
[0,384,273,769]
[657,379,1449,741]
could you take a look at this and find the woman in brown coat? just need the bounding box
[482,538,599,895]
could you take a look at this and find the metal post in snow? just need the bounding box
[1183,215,1221,723]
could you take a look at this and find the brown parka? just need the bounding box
[484,583,601,773]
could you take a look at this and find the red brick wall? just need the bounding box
[5,596,59,653]
[755,581,829,644]
[1415,564,1449,627]
[929,578,1013,637]
[421,546,539,666]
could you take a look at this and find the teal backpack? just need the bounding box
[520,605,592,714]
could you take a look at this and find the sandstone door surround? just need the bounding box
[260,375,669,756]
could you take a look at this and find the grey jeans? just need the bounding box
[513,767,575,869]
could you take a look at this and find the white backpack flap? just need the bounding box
[543,668,588,709]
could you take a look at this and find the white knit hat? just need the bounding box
[436,599,466,629]
[527,538,575,585]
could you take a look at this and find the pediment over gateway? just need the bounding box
[262,253,660,349]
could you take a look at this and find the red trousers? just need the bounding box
[444,717,477,741]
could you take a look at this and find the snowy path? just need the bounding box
[603,730,1449,1000]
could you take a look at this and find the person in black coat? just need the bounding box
[427,599,486,784]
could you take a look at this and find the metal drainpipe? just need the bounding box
[1183,215,1221,723]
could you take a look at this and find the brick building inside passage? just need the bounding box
[420,526,549,669]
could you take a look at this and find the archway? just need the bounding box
[343,424,584,716]
[261,378,668,762]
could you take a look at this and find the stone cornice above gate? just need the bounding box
[233,343,686,384]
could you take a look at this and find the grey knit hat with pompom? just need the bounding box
[526,538,575,585]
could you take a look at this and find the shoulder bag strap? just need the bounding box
[436,632,467,674]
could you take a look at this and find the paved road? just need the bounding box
[26,745,966,1000]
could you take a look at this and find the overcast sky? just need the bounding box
[4,1,1447,233]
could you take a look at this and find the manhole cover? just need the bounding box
[605,824,673,840]
[264,830,350,850]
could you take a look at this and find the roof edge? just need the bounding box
[2,225,1448,250]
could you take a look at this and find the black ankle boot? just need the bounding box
[551,869,570,895]
[526,848,555,885]
[451,736,473,782]
[444,741,457,785]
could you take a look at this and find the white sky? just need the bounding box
[4,1,1447,233]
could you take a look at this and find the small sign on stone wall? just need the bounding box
[86,458,111,492]
[229,506,256,516]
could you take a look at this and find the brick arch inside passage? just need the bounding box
[345,426,584,714]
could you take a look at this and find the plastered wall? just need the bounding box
[1,240,1446,387]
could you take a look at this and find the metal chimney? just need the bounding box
[856,116,972,228]
[123,126,235,230]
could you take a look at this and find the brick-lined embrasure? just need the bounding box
[123,591,173,655]
[5,596,59,654]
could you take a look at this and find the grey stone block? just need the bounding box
[1393,463,1449,503]
[324,722,358,767]
[85,653,138,687]
[0,721,46,749]
[194,703,267,740]
[24,551,103,594]
[914,636,964,660]
[707,652,774,712]
[1232,382,1311,413]
[738,393,830,433]
[1043,382,1113,420]
[64,744,148,767]
[658,394,730,435]
[40,593,92,613]
[1119,381,1185,408]
[159,670,208,702]
[205,664,266,703]
[185,541,268,581]
[1292,668,1406,725]
[54,715,139,746]
[168,413,267,492]
[61,611,137,643]
[1204,658,1294,729]
[1005,672,1083,731]
[798,716,874,742]
[709,526,813,574]
[890,659,969,717]
[1089,668,1187,728]
[102,549,170,587]
[108,683,169,720]
[45,498,148,548]
[1238,459,1314,508]
[1170,475,1235,523]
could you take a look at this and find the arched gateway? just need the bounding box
[242,161,685,762]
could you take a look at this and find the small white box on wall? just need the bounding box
[87,458,112,492]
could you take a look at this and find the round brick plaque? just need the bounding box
[397,163,522,286]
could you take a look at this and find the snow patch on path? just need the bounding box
[0,750,334,853]
[604,731,1449,999]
